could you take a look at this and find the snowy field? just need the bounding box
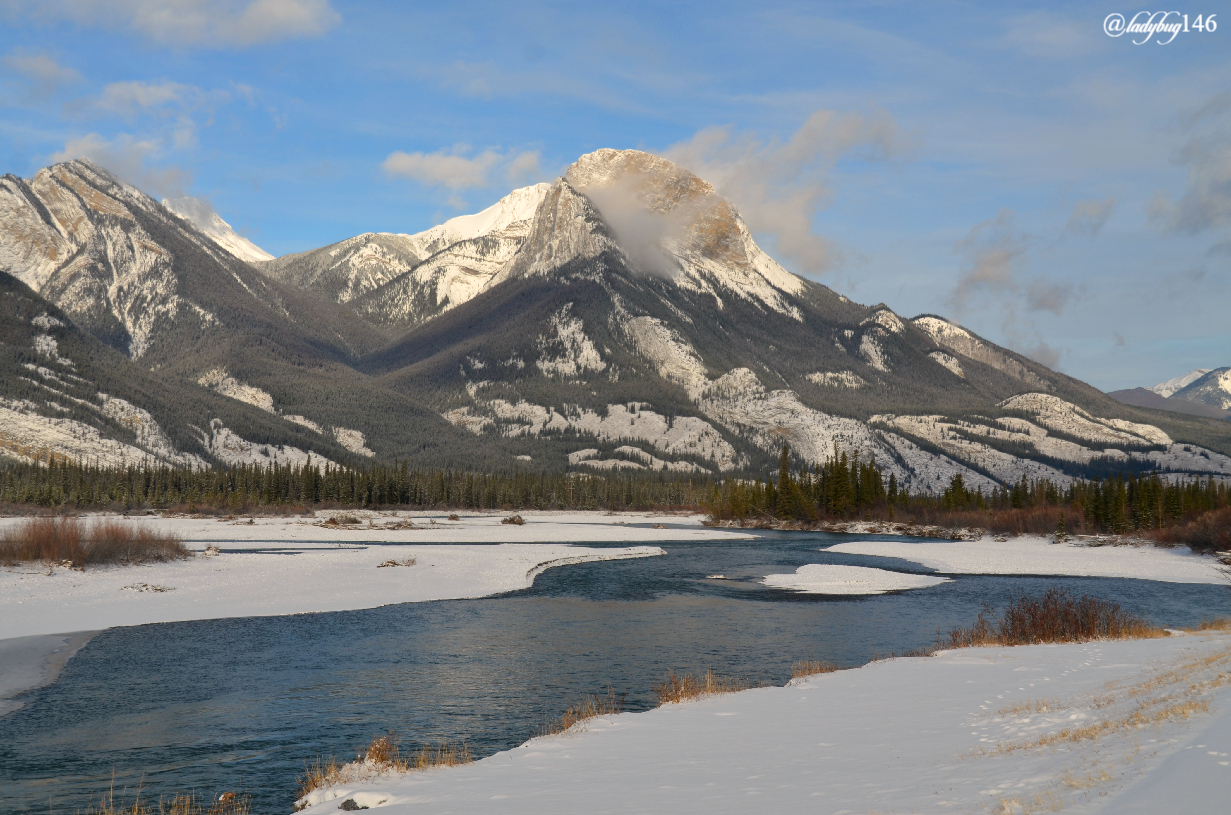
[294,631,1231,815]
[829,534,1225,584]
[762,563,951,594]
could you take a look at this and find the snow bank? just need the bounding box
[292,633,1231,815]
[1,510,745,641]
[762,564,950,595]
[827,535,1224,584]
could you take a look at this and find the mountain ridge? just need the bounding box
[3,149,1230,486]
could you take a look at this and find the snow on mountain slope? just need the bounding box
[197,368,375,457]
[1170,367,1231,411]
[1000,392,1170,447]
[1150,368,1212,398]
[913,316,1046,387]
[562,149,804,319]
[162,196,274,263]
[260,184,551,322]
[0,160,220,358]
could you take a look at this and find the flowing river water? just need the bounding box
[3,529,1229,814]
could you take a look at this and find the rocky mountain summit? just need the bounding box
[2,150,1230,486]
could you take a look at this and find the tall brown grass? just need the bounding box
[654,669,749,705]
[537,689,626,737]
[0,516,187,568]
[945,589,1161,648]
[791,659,838,679]
[80,786,250,815]
[296,733,472,805]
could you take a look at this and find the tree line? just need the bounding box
[2,449,1226,537]
[702,445,1229,535]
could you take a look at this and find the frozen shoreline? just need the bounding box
[294,632,1231,814]
[828,534,1225,584]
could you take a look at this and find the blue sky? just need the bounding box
[1,1,1228,391]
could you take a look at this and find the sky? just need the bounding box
[1,0,1228,391]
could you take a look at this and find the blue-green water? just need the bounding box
[3,530,1228,814]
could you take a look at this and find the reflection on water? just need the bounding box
[2,531,1228,813]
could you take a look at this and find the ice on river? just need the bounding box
[762,563,950,594]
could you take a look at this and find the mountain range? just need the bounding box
[3,150,1230,490]
[1109,368,1231,420]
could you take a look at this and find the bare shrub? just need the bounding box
[0,517,186,569]
[655,669,748,705]
[1147,507,1231,555]
[501,514,525,525]
[537,689,626,737]
[945,588,1162,648]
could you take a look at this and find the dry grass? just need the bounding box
[945,588,1162,648]
[537,689,626,737]
[0,516,187,568]
[985,645,1231,756]
[296,733,472,806]
[791,659,839,679]
[997,697,1061,716]
[79,783,250,815]
[654,669,749,705]
[1190,617,1231,632]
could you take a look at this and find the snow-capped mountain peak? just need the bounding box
[1150,368,1213,398]
[162,196,274,263]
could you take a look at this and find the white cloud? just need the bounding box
[9,0,339,47]
[663,109,911,276]
[50,132,190,197]
[96,80,192,114]
[3,51,80,97]
[383,146,545,199]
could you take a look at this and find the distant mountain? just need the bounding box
[259,183,550,329]
[1150,368,1211,398]
[162,196,274,264]
[1172,368,1231,411]
[1107,387,1230,420]
[3,151,1231,486]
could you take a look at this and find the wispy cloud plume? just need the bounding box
[51,132,190,197]
[663,109,912,276]
[1063,198,1115,237]
[2,50,80,99]
[383,145,544,207]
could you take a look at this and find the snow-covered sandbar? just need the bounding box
[828,534,1225,584]
[295,632,1231,814]
[762,563,950,594]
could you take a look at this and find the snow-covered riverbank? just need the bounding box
[828,534,1225,584]
[294,631,1231,815]
[0,511,747,715]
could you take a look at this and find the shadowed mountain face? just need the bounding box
[3,151,1230,483]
